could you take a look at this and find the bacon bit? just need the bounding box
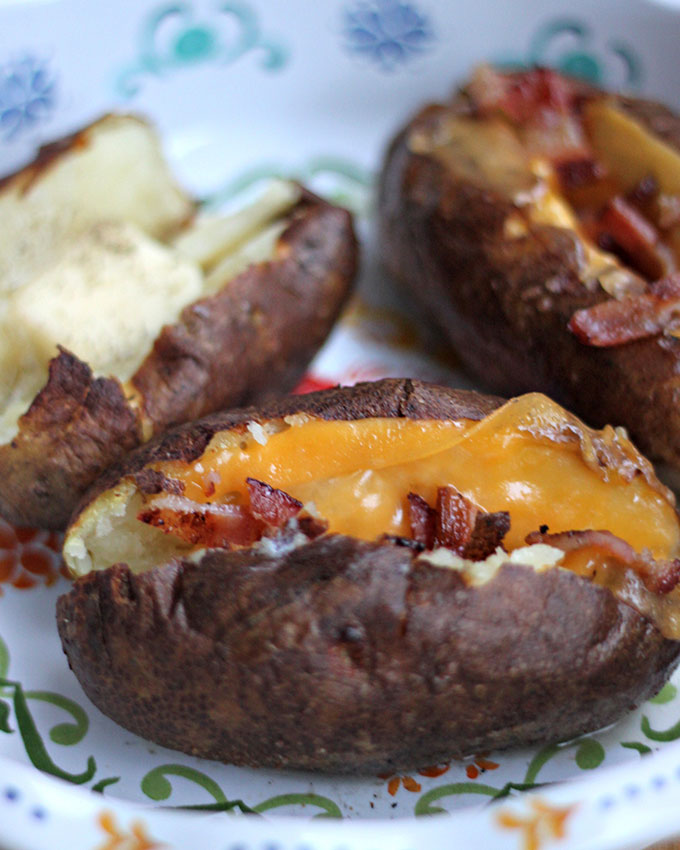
[464,511,511,561]
[407,492,437,549]
[568,272,680,346]
[525,527,680,594]
[247,478,303,527]
[555,157,605,191]
[597,196,674,280]
[417,763,451,778]
[409,487,511,558]
[628,174,660,209]
[468,66,578,124]
[138,501,264,548]
[435,485,477,552]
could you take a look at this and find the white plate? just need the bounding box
[3,0,680,847]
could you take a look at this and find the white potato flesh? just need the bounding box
[1,220,203,386]
[0,114,194,296]
[0,112,301,446]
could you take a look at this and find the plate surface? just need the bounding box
[3,0,680,847]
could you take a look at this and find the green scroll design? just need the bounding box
[142,764,255,814]
[0,678,96,784]
[253,793,342,819]
[414,736,605,816]
[414,782,500,816]
[621,741,652,756]
[641,714,680,742]
[141,763,342,817]
[23,690,89,746]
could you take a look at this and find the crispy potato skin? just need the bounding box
[57,538,680,774]
[0,192,357,530]
[378,95,680,469]
[0,351,142,530]
[58,379,680,772]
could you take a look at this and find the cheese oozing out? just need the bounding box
[65,393,680,580]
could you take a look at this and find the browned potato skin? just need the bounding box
[378,91,680,470]
[0,191,357,530]
[57,379,680,773]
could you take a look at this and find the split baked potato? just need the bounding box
[0,114,357,529]
[379,66,680,473]
[57,378,680,773]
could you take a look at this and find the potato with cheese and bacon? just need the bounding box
[379,66,680,474]
[57,379,680,773]
[0,114,357,530]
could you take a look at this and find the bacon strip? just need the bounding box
[525,528,680,594]
[568,272,680,346]
[596,196,675,280]
[138,479,321,549]
[138,498,264,548]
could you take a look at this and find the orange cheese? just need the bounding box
[164,394,679,560]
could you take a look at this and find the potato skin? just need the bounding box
[0,191,357,530]
[57,537,680,774]
[58,378,680,773]
[378,92,680,470]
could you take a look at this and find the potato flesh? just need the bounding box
[2,222,203,384]
[0,115,193,296]
[0,131,300,446]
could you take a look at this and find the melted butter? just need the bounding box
[162,394,679,561]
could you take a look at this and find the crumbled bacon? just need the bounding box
[407,486,510,559]
[464,511,511,561]
[568,272,680,346]
[597,196,674,280]
[138,498,265,548]
[247,478,303,527]
[407,493,437,549]
[555,157,606,191]
[435,486,478,552]
[138,478,327,549]
[467,66,579,124]
[525,528,680,594]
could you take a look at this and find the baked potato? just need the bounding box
[0,114,357,530]
[379,65,680,474]
[57,378,680,774]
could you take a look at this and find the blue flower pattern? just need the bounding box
[342,0,434,71]
[0,56,56,141]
